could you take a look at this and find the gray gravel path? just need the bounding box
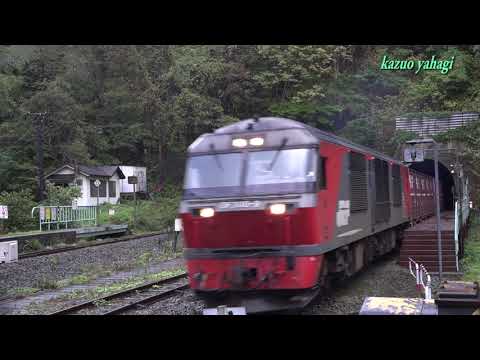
[0,234,172,297]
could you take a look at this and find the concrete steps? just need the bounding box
[400,232,458,273]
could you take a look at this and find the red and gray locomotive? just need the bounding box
[180,117,437,312]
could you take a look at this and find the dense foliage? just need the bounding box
[2,45,480,199]
[0,189,37,232]
[43,182,82,206]
[98,183,181,233]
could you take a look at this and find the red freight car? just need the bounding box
[180,117,436,312]
[408,169,442,222]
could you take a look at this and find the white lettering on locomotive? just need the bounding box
[336,200,351,227]
[218,201,262,210]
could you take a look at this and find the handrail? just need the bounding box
[408,257,432,301]
[31,206,41,219]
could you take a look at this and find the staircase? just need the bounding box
[399,213,458,273]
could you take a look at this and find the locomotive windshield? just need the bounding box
[246,149,316,185]
[183,148,317,198]
[184,153,243,189]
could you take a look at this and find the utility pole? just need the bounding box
[27,112,48,201]
[433,141,443,283]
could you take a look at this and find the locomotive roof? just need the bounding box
[213,117,403,165]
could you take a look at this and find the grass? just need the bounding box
[97,188,180,234]
[7,287,41,298]
[15,262,186,314]
[57,267,186,302]
[0,230,43,238]
[28,250,183,294]
[36,277,59,290]
[461,212,480,282]
[86,267,186,297]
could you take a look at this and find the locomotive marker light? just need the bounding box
[199,208,215,218]
[232,138,247,148]
[249,137,264,146]
[269,203,286,215]
[405,139,443,283]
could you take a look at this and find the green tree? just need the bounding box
[0,189,37,232]
[43,182,82,206]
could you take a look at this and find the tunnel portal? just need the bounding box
[408,159,455,211]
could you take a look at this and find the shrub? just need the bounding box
[98,184,181,233]
[461,212,480,282]
[23,239,44,251]
[43,182,82,206]
[0,189,37,233]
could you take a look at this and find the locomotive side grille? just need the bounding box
[374,159,391,223]
[350,152,368,213]
[392,164,402,207]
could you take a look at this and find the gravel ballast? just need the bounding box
[127,252,432,315]
[0,234,174,296]
[2,242,455,315]
[302,253,444,315]
[126,289,204,315]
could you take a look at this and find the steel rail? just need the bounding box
[48,273,188,315]
[101,283,189,315]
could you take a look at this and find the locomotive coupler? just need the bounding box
[231,266,257,287]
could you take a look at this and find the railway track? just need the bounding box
[48,273,189,315]
[18,231,170,259]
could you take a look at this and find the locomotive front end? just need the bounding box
[180,118,325,312]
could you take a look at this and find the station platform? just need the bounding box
[0,224,129,253]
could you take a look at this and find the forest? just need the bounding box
[1,45,480,202]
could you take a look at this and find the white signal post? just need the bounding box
[0,205,8,233]
[94,179,101,226]
[128,176,138,229]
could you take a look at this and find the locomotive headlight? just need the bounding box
[269,203,286,215]
[199,207,215,218]
[249,137,264,146]
[232,138,247,148]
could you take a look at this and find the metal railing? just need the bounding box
[408,257,432,300]
[455,201,460,272]
[31,205,97,231]
[396,112,480,137]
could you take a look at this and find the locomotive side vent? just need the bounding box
[350,152,368,213]
[374,159,391,223]
[392,164,402,207]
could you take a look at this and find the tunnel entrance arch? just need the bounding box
[408,159,455,211]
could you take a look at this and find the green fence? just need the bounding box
[31,205,97,231]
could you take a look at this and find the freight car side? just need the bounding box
[408,169,439,222]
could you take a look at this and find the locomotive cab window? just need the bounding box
[318,156,327,189]
[245,148,316,185]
